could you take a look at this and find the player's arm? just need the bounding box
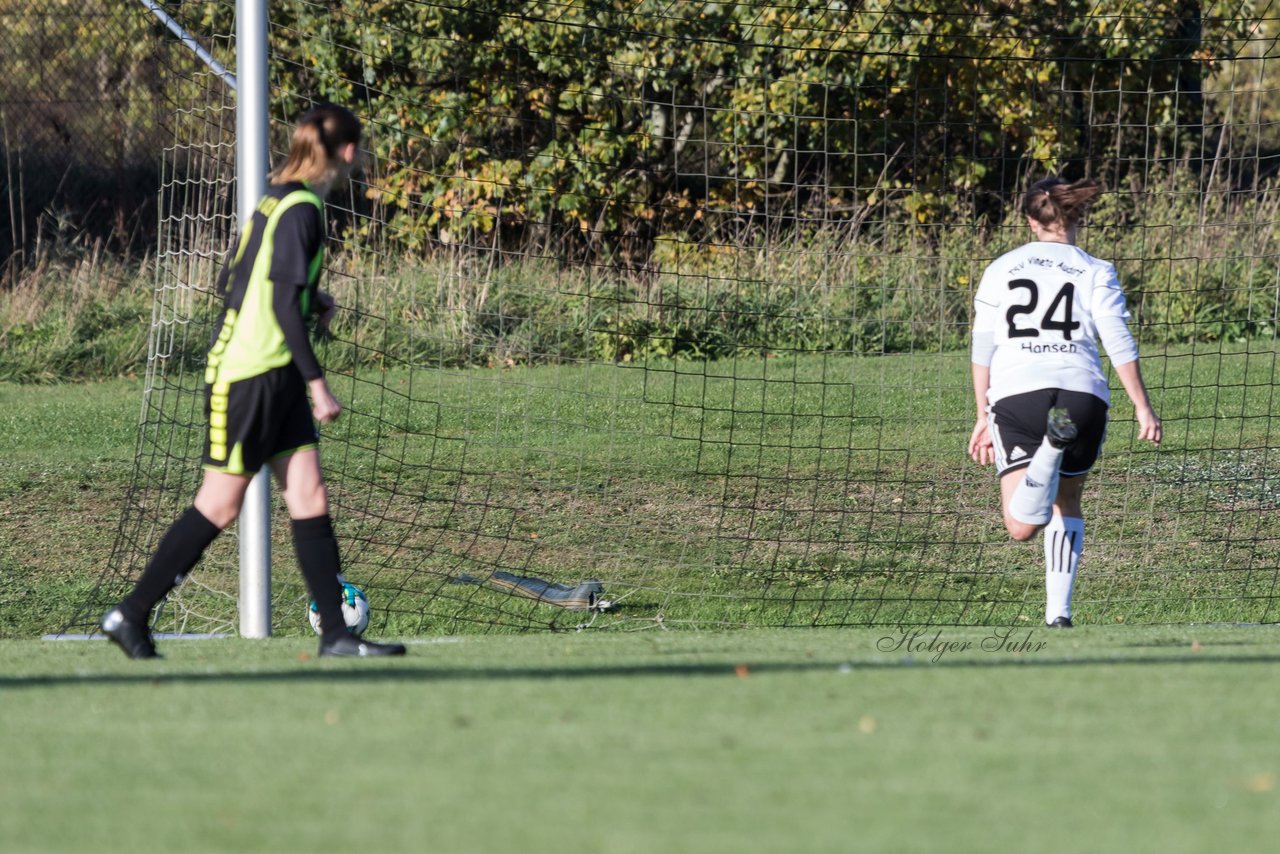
[213,255,232,298]
[273,282,340,422]
[969,362,995,464]
[1092,264,1160,446]
[1112,360,1161,445]
[313,289,337,330]
[968,276,999,465]
[213,223,254,298]
[270,203,341,423]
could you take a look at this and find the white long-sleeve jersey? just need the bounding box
[972,241,1139,406]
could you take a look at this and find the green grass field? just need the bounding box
[2,358,1279,851]
[3,627,1279,853]
[20,342,1277,640]
[0,380,143,638]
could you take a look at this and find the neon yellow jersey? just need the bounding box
[205,183,325,385]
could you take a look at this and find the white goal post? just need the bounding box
[231,0,271,639]
[140,0,273,637]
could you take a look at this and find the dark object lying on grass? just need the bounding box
[451,571,613,611]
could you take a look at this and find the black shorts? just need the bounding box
[988,389,1108,478]
[202,367,317,475]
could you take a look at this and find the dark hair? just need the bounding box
[1022,177,1102,232]
[270,103,363,185]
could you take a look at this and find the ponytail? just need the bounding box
[1022,177,1102,232]
[270,103,362,185]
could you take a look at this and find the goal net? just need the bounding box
[74,1,1280,636]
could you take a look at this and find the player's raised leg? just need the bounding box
[1005,407,1077,531]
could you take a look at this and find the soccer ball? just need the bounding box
[308,582,371,636]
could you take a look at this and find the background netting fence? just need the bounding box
[72,1,1280,635]
[0,0,175,269]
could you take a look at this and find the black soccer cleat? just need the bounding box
[1045,407,1078,449]
[101,609,160,659]
[1046,616,1074,628]
[318,633,407,658]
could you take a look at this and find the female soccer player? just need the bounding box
[968,177,1162,627]
[102,104,406,658]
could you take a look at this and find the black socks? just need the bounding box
[119,506,222,623]
[119,508,349,641]
[292,514,348,641]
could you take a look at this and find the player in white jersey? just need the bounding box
[968,177,1162,627]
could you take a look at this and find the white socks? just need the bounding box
[1044,515,1084,623]
[1008,438,1064,525]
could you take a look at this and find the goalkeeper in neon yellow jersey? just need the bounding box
[102,104,405,659]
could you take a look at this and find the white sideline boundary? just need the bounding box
[45,635,465,643]
[43,633,231,641]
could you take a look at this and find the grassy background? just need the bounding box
[2,626,1278,853]
[6,182,1280,384]
[102,343,1280,635]
[5,338,1280,639]
[0,379,141,638]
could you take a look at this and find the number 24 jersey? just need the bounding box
[973,241,1132,406]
